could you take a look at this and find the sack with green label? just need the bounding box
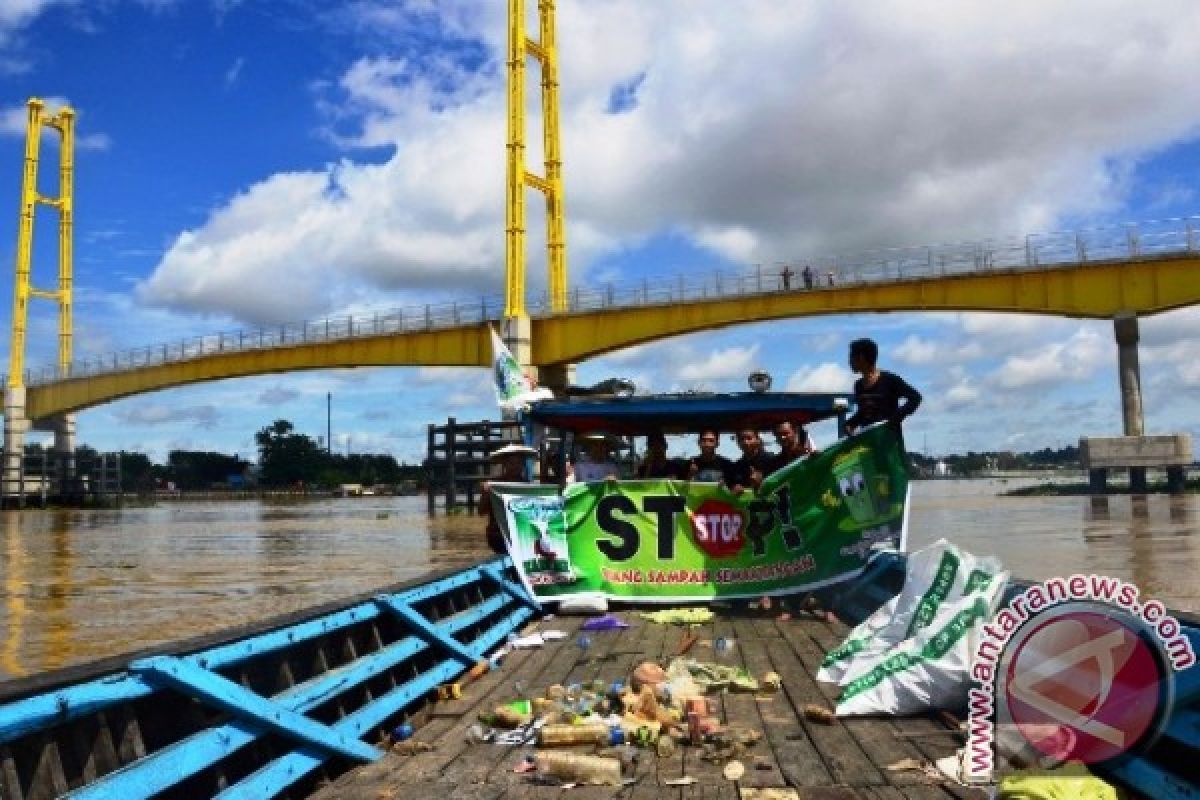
[817,538,1008,716]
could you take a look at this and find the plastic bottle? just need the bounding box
[535,752,623,786]
[539,722,616,747]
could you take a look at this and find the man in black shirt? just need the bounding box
[725,429,774,494]
[687,428,733,482]
[844,338,922,456]
[769,420,816,474]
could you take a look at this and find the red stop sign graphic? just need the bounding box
[690,500,746,558]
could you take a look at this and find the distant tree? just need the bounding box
[118,451,157,490]
[166,450,249,489]
[255,419,327,487]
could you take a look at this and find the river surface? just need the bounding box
[1,480,1197,680]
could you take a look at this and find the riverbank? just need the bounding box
[1001,476,1200,496]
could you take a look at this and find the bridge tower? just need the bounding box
[505,0,572,390]
[4,98,76,505]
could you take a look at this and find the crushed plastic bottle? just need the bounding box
[535,752,622,786]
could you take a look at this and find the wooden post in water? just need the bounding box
[445,417,457,511]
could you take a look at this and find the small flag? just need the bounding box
[490,326,553,412]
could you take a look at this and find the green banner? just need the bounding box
[493,424,909,602]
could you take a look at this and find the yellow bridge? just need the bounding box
[18,218,1200,420]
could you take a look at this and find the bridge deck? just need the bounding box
[309,609,983,800]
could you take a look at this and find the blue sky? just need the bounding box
[2,0,1199,464]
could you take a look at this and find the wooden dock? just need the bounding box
[310,609,985,800]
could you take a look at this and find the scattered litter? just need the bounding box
[535,751,623,786]
[637,608,714,626]
[580,614,629,631]
[465,724,494,744]
[542,630,568,641]
[998,763,1119,800]
[935,749,968,786]
[752,756,772,771]
[761,672,782,692]
[670,658,759,693]
[509,633,548,648]
[512,756,537,774]
[885,757,946,783]
[631,661,668,690]
[802,704,835,725]
[740,789,800,800]
[777,612,792,622]
[391,740,434,756]
[664,776,697,786]
[676,632,700,655]
[723,760,745,781]
[556,595,608,615]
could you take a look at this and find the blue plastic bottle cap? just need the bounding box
[392,723,414,741]
[608,726,625,746]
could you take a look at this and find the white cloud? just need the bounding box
[114,404,220,429]
[785,362,853,393]
[990,328,1111,390]
[677,344,760,385]
[136,1,1200,325]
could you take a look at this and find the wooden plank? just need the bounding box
[725,615,786,789]
[799,618,937,788]
[756,616,885,787]
[740,616,833,789]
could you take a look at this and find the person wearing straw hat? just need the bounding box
[573,433,620,482]
[477,443,537,555]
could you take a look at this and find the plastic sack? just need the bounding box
[818,538,1005,685]
[829,541,1009,716]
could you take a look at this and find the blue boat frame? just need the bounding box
[0,558,538,799]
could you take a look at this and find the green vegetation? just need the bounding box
[910,444,1081,476]
[65,419,427,491]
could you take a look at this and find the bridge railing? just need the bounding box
[18,215,1200,386]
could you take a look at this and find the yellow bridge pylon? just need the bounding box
[4,97,76,505]
[505,0,568,319]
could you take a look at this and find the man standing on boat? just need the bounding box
[637,431,683,479]
[844,338,922,458]
[478,443,537,555]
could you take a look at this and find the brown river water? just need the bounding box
[1,480,1197,680]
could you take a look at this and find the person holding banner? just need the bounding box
[725,429,774,494]
[686,429,733,482]
[770,420,817,473]
[845,337,922,457]
[478,443,537,554]
[636,431,684,479]
[574,434,620,482]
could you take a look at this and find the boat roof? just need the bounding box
[527,392,849,435]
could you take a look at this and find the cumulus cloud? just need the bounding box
[136,1,1200,325]
[990,328,1112,390]
[785,362,853,393]
[677,344,760,385]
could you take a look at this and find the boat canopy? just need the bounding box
[526,392,849,435]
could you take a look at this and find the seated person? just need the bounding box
[769,420,817,473]
[477,443,536,554]
[686,428,733,482]
[573,434,620,482]
[725,429,774,493]
[636,431,685,479]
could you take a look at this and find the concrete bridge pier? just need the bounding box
[500,314,574,396]
[2,387,30,505]
[1115,313,1147,489]
[1081,313,1193,493]
[51,413,77,493]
